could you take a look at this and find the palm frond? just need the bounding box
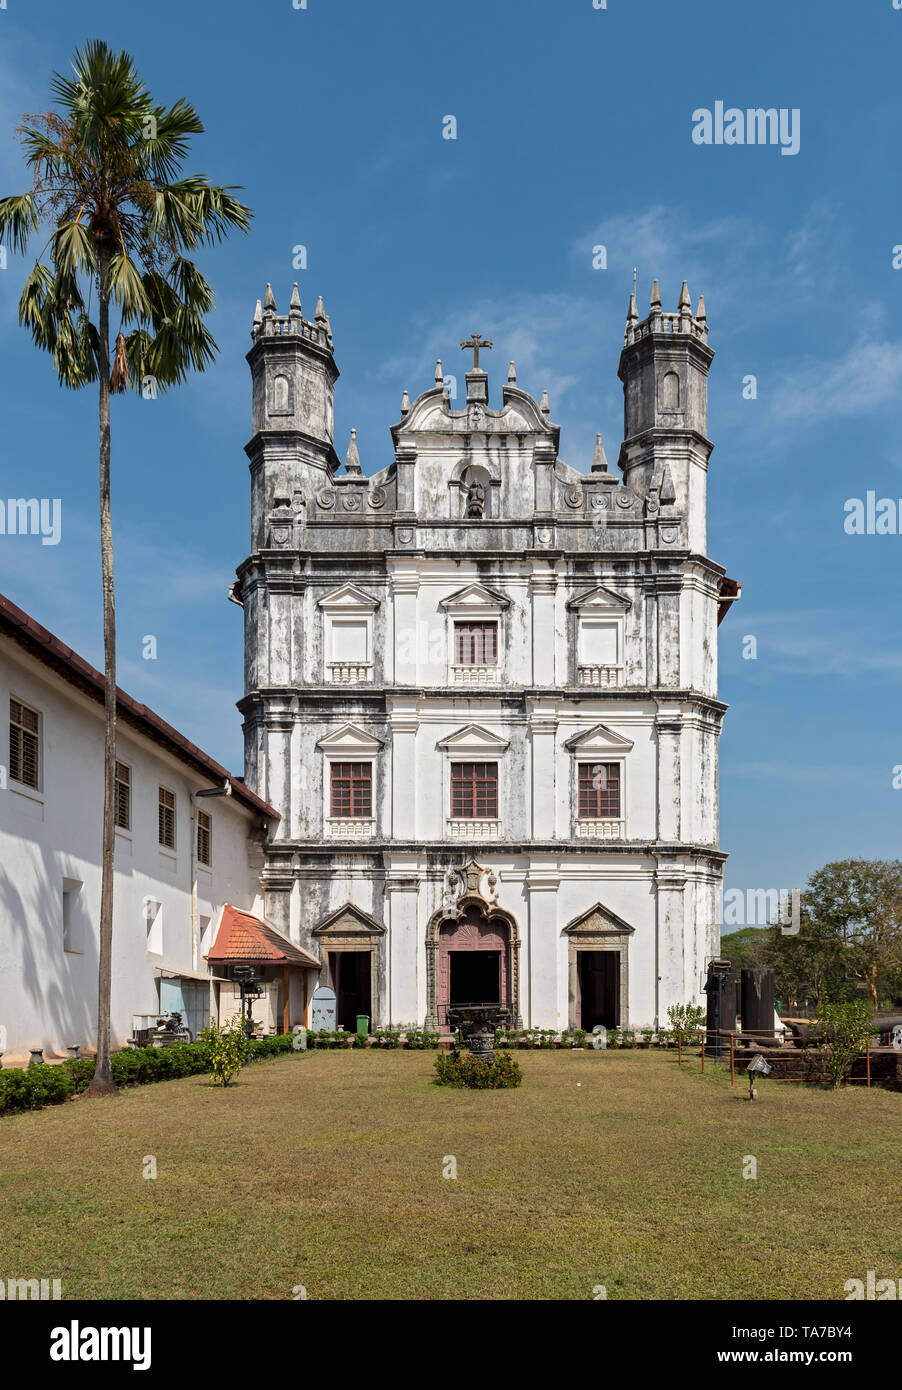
[106,251,150,318]
[52,219,98,277]
[0,194,39,254]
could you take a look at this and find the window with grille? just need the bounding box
[158,786,176,848]
[450,762,498,819]
[454,622,498,666]
[578,762,621,819]
[115,760,131,830]
[9,697,40,790]
[329,762,372,818]
[196,809,212,866]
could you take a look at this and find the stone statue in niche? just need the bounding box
[466,480,486,518]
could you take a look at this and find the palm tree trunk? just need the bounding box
[86,249,119,1098]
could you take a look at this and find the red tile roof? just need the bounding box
[717,576,742,626]
[206,904,319,968]
[0,591,279,822]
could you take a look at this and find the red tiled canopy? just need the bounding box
[206,904,319,968]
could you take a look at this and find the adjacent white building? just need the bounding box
[236,280,739,1033]
[0,591,282,1065]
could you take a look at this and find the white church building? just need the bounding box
[235,280,739,1033]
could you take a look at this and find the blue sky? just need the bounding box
[1,0,901,915]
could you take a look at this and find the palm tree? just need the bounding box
[0,41,252,1095]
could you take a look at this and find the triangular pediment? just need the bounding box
[316,723,384,753]
[313,902,385,936]
[563,723,634,754]
[439,583,510,612]
[563,902,635,936]
[317,583,380,611]
[437,723,510,753]
[566,585,632,613]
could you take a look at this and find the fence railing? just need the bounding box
[676,1026,873,1088]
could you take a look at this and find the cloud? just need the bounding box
[725,607,902,678]
[769,333,902,424]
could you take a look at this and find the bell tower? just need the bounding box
[245,282,340,552]
[617,280,714,552]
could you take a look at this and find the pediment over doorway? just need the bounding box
[562,902,635,936]
[313,902,385,937]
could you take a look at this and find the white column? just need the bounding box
[386,869,420,1027]
[388,699,418,840]
[655,856,688,1014]
[264,713,293,841]
[655,704,682,843]
[530,572,557,685]
[391,569,420,685]
[528,700,557,839]
[525,861,560,1029]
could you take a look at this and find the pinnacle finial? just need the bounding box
[695,293,707,322]
[591,432,608,473]
[650,280,662,309]
[540,388,550,415]
[289,282,301,312]
[435,358,443,384]
[263,283,276,312]
[315,294,326,322]
[345,428,362,475]
[678,280,691,310]
[507,361,517,384]
[253,298,263,327]
[627,292,638,323]
[401,389,410,414]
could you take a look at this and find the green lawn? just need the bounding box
[0,1049,899,1300]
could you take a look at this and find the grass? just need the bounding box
[0,1048,899,1300]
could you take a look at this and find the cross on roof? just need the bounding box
[460,334,493,370]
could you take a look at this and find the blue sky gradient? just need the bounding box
[1,0,900,916]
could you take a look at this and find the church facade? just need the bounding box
[235,281,737,1033]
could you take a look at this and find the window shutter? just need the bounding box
[115,761,131,830]
[158,787,176,848]
[580,621,618,665]
[331,621,368,662]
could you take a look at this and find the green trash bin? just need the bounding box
[356,1014,369,1037]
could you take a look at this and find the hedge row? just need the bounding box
[0,1034,302,1117]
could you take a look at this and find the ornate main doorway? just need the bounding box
[426,859,521,1030]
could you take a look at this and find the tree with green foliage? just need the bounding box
[817,997,874,1090]
[0,42,252,1096]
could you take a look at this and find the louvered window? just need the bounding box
[158,786,176,848]
[196,809,212,866]
[329,762,372,818]
[454,622,498,666]
[578,762,621,819]
[9,697,40,790]
[450,762,498,819]
[115,761,131,830]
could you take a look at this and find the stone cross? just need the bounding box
[460,334,493,370]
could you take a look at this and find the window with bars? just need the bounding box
[450,762,498,819]
[9,697,40,790]
[196,809,212,866]
[578,762,621,819]
[115,760,131,830]
[158,786,176,848]
[454,621,498,666]
[329,762,372,819]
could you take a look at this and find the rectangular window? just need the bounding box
[454,622,498,666]
[580,621,618,666]
[115,760,131,830]
[331,621,368,663]
[9,697,40,789]
[578,762,621,819]
[450,762,498,819]
[158,786,176,849]
[330,762,372,819]
[196,809,212,867]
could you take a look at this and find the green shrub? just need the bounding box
[198,1016,250,1086]
[571,1029,587,1048]
[817,998,874,1089]
[433,1049,522,1089]
[666,1003,705,1043]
